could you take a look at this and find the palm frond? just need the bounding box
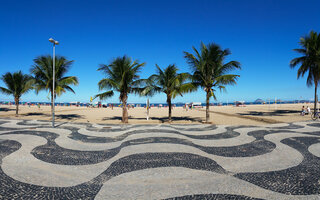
[132,78,149,87]
[222,61,241,73]
[63,85,76,94]
[172,83,197,99]
[141,85,162,96]
[0,87,12,95]
[211,90,217,101]
[217,85,226,93]
[179,82,198,93]
[98,78,119,90]
[94,90,114,100]
[59,76,79,86]
[293,48,307,54]
[177,72,192,82]
[306,71,314,87]
[215,74,240,86]
[290,56,306,69]
[183,51,199,71]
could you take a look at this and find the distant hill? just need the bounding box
[254,98,265,104]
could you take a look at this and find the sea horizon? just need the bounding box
[0,99,315,107]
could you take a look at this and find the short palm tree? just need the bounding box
[0,71,33,115]
[290,31,320,113]
[184,42,241,123]
[30,55,79,115]
[95,55,145,123]
[142,64,195,122]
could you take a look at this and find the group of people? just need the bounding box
[184,104,194,111]
[301,106,311,116]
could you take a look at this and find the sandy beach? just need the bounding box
[0,103,315,125]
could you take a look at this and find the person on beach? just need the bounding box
[301,106,305,116]
[306,106,311,115]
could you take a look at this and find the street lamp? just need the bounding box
[49,38,59,127]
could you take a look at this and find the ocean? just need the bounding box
[0,100,314,107]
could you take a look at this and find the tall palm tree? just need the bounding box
[142,64,195,122]
[0,71,33,115]
[30,55,79,115]
[290,31,320,113]
[95,55,145,123]
[184,42,241,123]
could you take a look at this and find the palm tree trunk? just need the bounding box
[206,90,210,123]
[167,96,172,122]
[315,84,318,113]
[122,94,128,123]
[15,96,19,116]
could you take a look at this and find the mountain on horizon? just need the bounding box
[254,98,265,104]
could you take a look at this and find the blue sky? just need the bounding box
[0,0,319,103]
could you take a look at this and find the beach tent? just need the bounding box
[235,101,245,107]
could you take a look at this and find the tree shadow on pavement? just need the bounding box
[102,116,203,123]
[55,114,84,120]
[237,110,301,116]
[23,112,50,117]
[0,108,15,112]
[238,109,300,116]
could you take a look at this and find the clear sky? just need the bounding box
[0,0,320,104]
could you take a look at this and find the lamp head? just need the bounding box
[49,38,59,45]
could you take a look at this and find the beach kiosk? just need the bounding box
[191,102,202,108]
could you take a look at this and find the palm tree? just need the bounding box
[290,31,320,113]
[30,55,79,115]
[0,71,33,115]
[142,64,195,122]
[184,42,241,123]
[95,55,145,123]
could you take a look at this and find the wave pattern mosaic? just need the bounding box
[0,118,319,199]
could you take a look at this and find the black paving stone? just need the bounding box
[164,194,265,200]
[92,152,227,183]
[235,137,320,195]
[33,133,276,165]
[307,123,320,128]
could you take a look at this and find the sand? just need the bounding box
[0,103,315,125]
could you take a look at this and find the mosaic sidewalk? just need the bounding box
[0,118,319,199]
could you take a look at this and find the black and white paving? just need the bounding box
[0,118,319,199]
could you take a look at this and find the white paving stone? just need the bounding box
[308,142,320,157]
[95,167,319,200]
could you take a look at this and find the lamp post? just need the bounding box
[49,38,59,127]
[146,98,150,120]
